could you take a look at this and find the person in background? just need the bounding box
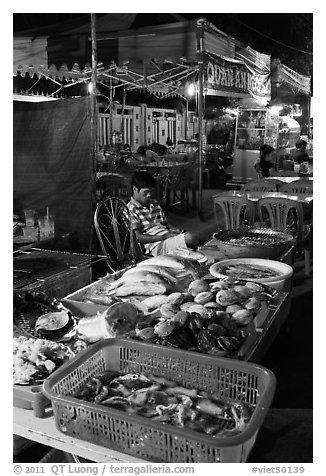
[127,171,201,256]
[254,144,276,178]
[135,146,160,164]
[289,139,310,164]
[166,137,176,154]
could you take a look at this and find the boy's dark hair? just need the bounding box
[296,139,307,149]
[131,171,156,190]
[136,146,146,155]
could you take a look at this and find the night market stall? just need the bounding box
[13,14,312,464]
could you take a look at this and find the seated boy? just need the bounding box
[127,171,200,256]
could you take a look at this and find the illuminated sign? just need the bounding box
[204,53,271,99]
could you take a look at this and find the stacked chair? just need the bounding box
[257,197,312,275]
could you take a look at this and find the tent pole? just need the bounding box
[89,13,98,253]
[90,13,98,176]
[196,19,205,217]
[307,94,311,140]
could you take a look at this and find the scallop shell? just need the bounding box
[186,304,208,316]
[194,291,215,305]
[209,281,229,292]
[232,309,253,325]
[166,292,185,306]
[136,327,156,339]
[170,310,188,326]
[244,282,265,293]
[203,301,221,309]
[188,279,210,296]
[225,304,244,314]
[215,290,240,306]
[232,285,252,298]
[160,303,179,318]
[154,319,178,337]
[244,297,261,311]
[214,311,230,319]
[180,302,196,312]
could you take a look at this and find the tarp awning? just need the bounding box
[13,97,94,251]
[204,51,271,100]
[271,59,311,96]
[13,15,274,101]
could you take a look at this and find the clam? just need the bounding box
[136,326,156,340]
[181,292,194,303]
[232,285,252,298]
[194,291,215,305]
[232,309,253,326]
[215,290,240,306]
[214,311,230,319]
[225,304,245,314]
[209,280,229,292]
[203,301,221,309]
[244,282,265,293]
[154,319,179,337]
[188,279,210,296]
[207,323,228,336]
[186,304,208,316]
[170,310,188,327]
[244,297,261,311]
[160,303,179,318]
[166,292,184,306]
[180,302,196,312]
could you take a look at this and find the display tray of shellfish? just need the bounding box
[61,254,288,361]
[13,290,87,417]
[61,253,211,317]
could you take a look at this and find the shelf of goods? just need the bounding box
[13,253,292,463]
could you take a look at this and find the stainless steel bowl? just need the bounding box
[212,228,294,260]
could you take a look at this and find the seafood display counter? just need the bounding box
[13,252,292,463]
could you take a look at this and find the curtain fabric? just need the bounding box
[13,97,94,251]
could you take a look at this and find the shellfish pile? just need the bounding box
[125,279,275,357]
[73,371,254,438]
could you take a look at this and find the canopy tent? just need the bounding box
[13,97,94,252]
[13,16,270,100]
[271,59,311,97]
[13,14,272,215]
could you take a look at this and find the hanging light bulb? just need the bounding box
[187,83,196,97]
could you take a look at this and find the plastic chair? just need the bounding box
[96,173,131,202]
[279,180,313,194]
[165,164,194,210]
[241,179,282,192]
[212,195,256,230]
[257,197,312,275]
[94,197,144,273]
[272,170,297,177]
